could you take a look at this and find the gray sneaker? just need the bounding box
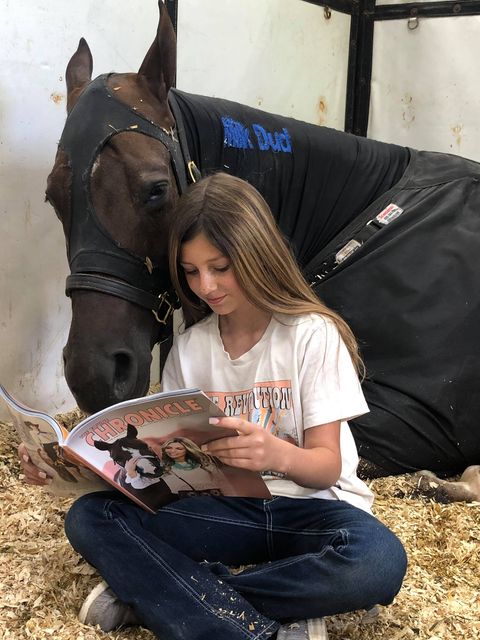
[78,580,140,631]
[276,618,328,640]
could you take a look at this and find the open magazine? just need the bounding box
[0,384,271,513]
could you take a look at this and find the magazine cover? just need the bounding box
[1,385,271,511]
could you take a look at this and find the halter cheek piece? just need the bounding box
[60,74,199,335]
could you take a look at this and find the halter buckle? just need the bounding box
[153,292,175,325]
[188,160,200,184]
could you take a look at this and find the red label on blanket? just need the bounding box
[376,203,404,225]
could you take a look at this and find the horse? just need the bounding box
[93,423,175,509]
[47,0,480,478]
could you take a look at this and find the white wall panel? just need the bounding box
[177,0,350,129]
[369,15,480,161]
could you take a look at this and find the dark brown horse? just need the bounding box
[46,3,180,413]
[47,1,480,477]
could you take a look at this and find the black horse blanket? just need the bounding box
[172,89,480,475]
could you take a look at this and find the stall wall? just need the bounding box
[369,11,480,161]
[177,0,349,128]
[0,0,349,417]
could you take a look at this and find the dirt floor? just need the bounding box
[0,416,479,640]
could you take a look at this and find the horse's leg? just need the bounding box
[415,469,479,503]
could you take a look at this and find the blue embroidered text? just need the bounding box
[222,116,292,153]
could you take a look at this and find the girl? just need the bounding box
[19,173,407,640]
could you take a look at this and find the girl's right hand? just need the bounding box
[17,442,53,485]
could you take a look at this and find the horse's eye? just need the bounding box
[145,182,169,212]
[149,183,167,199]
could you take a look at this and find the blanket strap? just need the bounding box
[168,90,202,190]
[307,205,404,285]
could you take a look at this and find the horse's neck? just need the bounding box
[172,89,410,265]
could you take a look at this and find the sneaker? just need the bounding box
[78,580,140,631]
[276,618,328,640]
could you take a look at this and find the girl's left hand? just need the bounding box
[203,417,289,473]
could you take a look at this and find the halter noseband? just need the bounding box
[59,74,195,332]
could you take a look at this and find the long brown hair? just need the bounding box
[168,172,364,376]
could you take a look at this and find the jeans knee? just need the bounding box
[365,525,407,605]
[340,521,407,610]
[64,492,108,554]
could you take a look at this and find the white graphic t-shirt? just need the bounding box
[162,312,374,512]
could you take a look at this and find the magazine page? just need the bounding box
[64,388,270,513]
[0,384,107,497]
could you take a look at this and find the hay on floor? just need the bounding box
[0,414,478,639]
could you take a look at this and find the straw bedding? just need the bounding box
[0,412,478,640]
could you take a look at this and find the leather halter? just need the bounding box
[60,74,197,332]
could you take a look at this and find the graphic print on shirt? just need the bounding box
[207,380,298,445]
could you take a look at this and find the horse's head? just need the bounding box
[93,423,160,471]
[47,2,182,413]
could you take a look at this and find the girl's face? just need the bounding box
[164,442,187,461]
[180,233,250,317]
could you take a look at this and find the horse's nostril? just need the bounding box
[114,351,133,385]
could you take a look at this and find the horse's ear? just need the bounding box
[126,423,139,438]
[65,38,93,112]
[138,0,176,101]
[93,439,111,451]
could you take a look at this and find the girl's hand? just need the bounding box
[203,417,289,473]
[17,443,53,486]
[205,417,342,490]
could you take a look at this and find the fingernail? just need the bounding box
[201,445,207,452]
[22,455,29,463]
[209,417,219,425]
[38,471,47,479]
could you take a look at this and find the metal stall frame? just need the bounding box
[165,0,179,33]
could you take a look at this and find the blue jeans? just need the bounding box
[65,492,407,640]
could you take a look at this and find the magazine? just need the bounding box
[0,384,271,513]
